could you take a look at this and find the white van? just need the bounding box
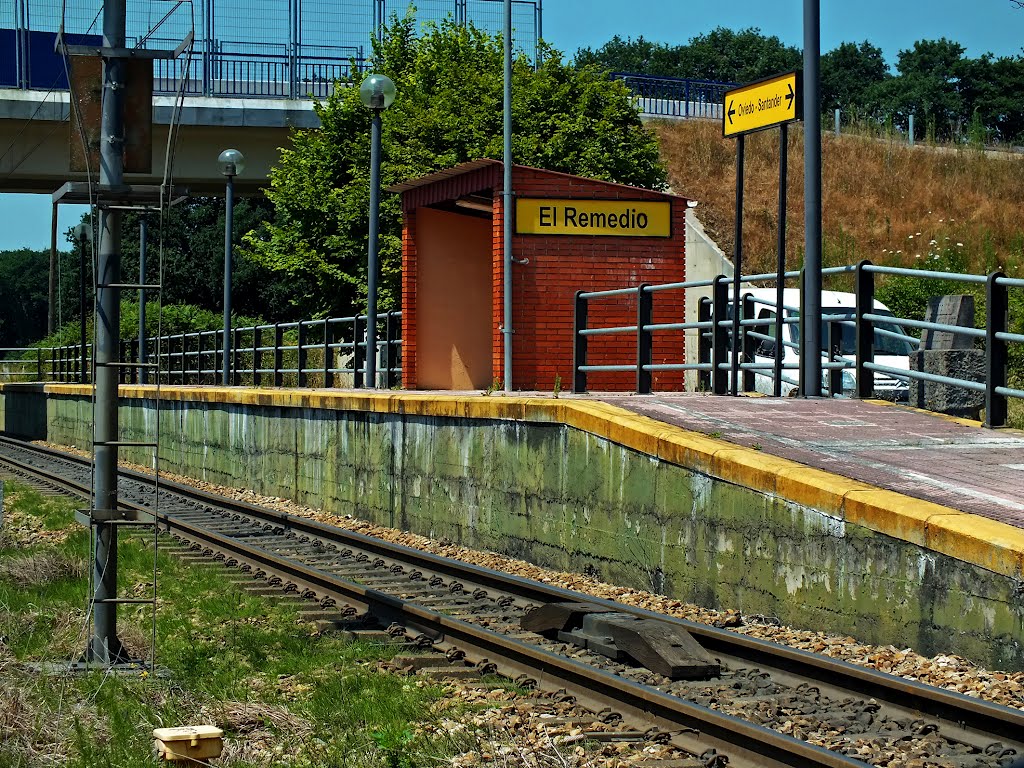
[725,288,914,399]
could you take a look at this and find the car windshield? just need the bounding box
[791,307,915,356]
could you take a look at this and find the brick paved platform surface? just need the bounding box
[599,394,1024,528]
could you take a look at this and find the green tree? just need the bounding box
[821,41,890,114]
[884,39,966,140]
[574,35,685,77]
[244,17,667,315]
[0,249,49,347]
[955,53,1024,143]
[109,198,298,322]
[676,27,801,84]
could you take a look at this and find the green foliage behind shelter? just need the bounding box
[243,16,667,317]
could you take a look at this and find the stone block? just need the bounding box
[909,349,985,418]
[921,294,975,350]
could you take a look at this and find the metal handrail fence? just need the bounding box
[151,48,364,99]
[4,0,541,98]
[18,312,402,390]
[612,73,737,120]
[573,261,1023,428]
[0,347,45,382]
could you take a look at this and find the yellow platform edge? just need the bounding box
[14,383,1024,580]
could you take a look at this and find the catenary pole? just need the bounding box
[730,135,745,396]
[802,0,823,396]
[91,0,127,664]
[502,0,514,391]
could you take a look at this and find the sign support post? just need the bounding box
[723,71,801,397]
[730,135,744,396]
[774,123,788,396]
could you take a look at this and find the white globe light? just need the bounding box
[218,148,245,177]
[359,74,397,111]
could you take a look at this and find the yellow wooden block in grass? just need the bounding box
[153,725,224,764]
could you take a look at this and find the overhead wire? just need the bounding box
[150,0,198,674]
[58,0,103,669]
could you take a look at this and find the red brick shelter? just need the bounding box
[388,160,690,391]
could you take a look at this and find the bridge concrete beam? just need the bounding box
[0,89,322,194]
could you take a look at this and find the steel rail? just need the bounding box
[2,437,1023,761]
[0,440,851,768]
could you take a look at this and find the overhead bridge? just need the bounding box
[0,87,319,194]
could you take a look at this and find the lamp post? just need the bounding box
[358,73,396,389]
[218,148,244,387]
[73,222,91,384]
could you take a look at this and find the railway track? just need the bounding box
[1,435,1022,768]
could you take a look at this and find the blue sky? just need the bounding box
[3,0,1023,252]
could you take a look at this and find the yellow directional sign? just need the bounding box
[723,71,802,138]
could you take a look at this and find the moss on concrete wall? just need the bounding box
[5,388,1022,670]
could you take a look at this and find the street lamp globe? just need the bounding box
[73,223,91,242]
[359,74,396,111]
[218,148,245,177]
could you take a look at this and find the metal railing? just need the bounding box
[0,347,46,382]
[2,0,542,98]
[6,312,402,390]
[573,261,1023,428]
[612,73,737,120]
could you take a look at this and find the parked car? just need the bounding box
[722,288,915,399]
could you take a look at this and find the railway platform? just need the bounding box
[602,393,1024,527]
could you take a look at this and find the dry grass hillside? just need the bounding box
[654,120,1024,279]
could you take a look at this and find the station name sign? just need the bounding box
[723,71,802,138]
[516,199,671,238]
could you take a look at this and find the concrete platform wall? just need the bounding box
[3,384,1022,670]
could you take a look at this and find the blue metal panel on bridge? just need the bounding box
[1,0,542,99]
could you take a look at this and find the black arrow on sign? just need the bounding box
[785,82,795,110]
[728,100,735,124]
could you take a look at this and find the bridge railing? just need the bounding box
[152,46,365,98]
[19,311,402,390]
[573,262,1024,428]
[611,73,737,120]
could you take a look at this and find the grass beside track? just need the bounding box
[0,480,473,768]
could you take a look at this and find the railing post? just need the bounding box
[50,346,56,382]
[827,321,842,397]
[712,275,729,395]
[572,290,588,394]
[353,315,365,389]
[273,324,284,387]
[741,293,756,392]
[636,284,653,394]
[384,312,397,387]
[253,326,263,386]
[37,348,43,381]
[798,267,807,396]
[297,320,307,387]
[985,271,1009,428]
[323,319,333,388]
[855,259,874,399]
[179,332,186,384]
[233,328,242,385]
[697,296,712,392]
